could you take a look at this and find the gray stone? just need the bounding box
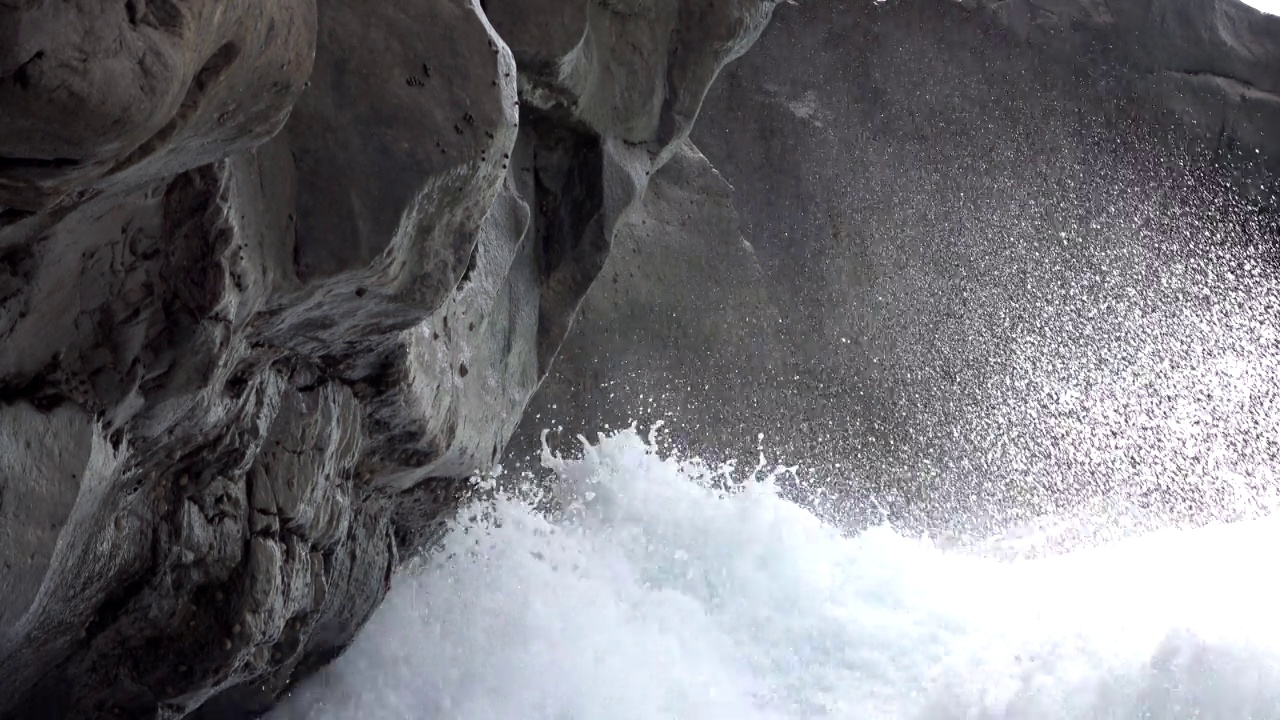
[518,0,1280,533]
[512,140,793,464]
[5,0,1273,714]
[0,0,781,717]
[965,0,1280,188]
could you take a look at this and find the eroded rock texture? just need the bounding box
[0,0,781,717]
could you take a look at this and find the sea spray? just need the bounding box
[275,428,1280,720]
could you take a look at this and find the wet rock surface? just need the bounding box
[510,140,793,467]
[0,0,780,717]
[516,0,1280,525]
[3,0,1276,715]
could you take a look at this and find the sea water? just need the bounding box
[273,427,1280,720]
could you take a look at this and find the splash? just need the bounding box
[275,428,1280,720]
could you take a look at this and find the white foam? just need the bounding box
[274,429,1280,720]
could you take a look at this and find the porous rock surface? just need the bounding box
[0,0,780,717]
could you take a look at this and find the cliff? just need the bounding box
[0,1,780,717]
[3,0,1278,716]
[516,0,1280,529]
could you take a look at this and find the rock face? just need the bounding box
[510,140,792,465]
[516,0,1280,527]
[0,0,780,717]
[963,0,1280,196]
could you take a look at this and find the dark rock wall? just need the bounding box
[517,0,1280,530]
[512,141,793,466]
[0,0,781,717]
[2,0,1276,715]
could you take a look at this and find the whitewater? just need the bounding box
[264,104,1280,720]
[265,192,1280,718]
[267,418,1280,720]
